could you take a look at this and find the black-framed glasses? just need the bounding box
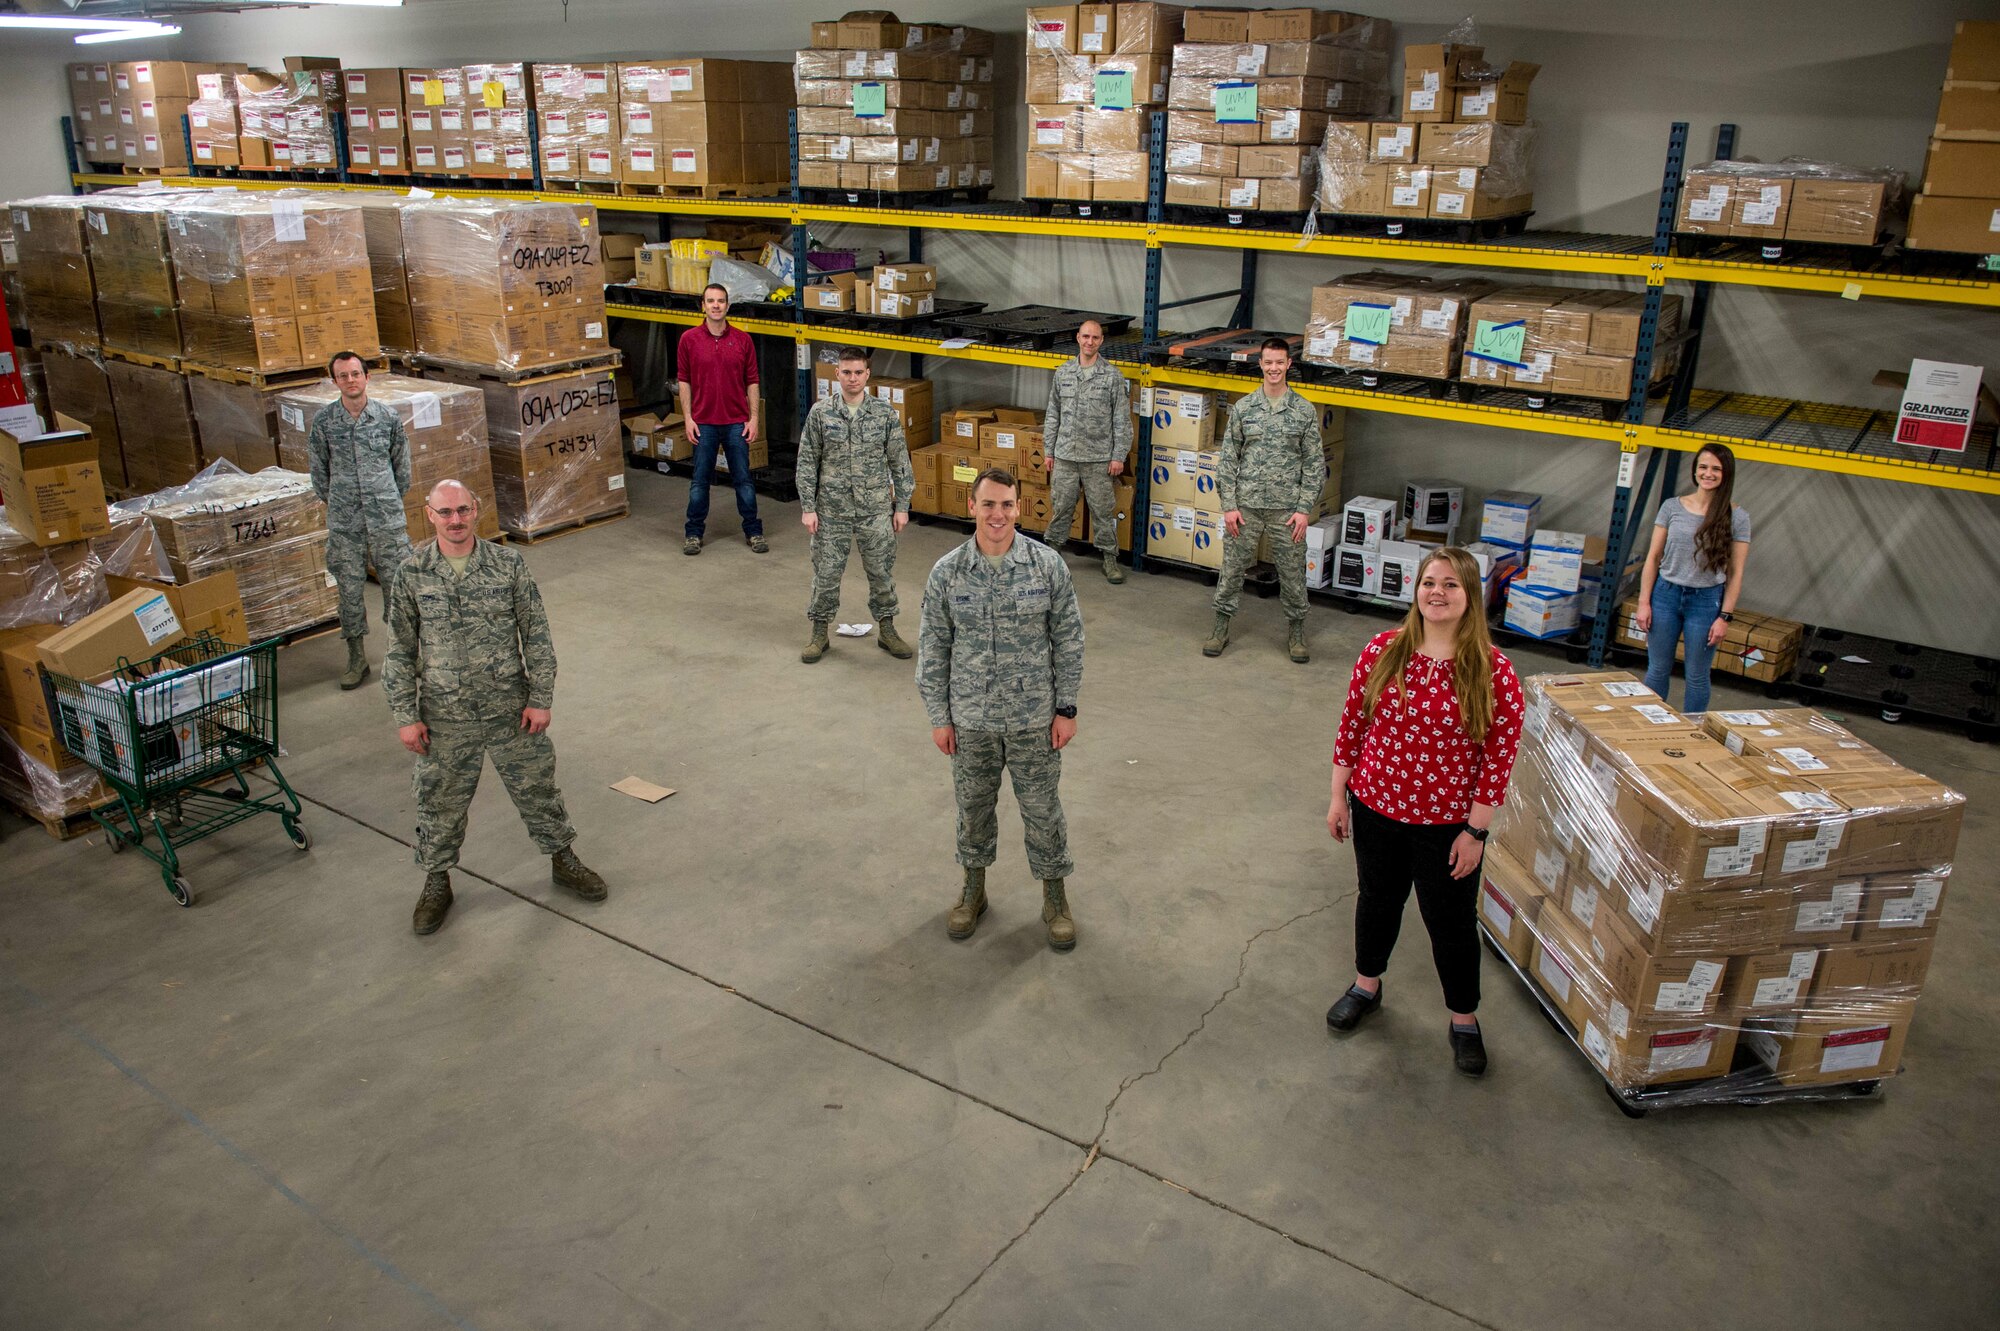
[429,505,477,519]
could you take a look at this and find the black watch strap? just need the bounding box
[1055,705,1078,719]
[1465,824,1489,842]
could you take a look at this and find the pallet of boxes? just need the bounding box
[235,59,346,174]
[536,63,621,191]
[1161,7,1394,217]
[1909,21,2000,254]
[68,62,116,169]
[1675,159,1904,257]
[1146,384,1341,568]
[1303,269,1496,382]
[1613,599,1804,686]
[1318,24,1534,229]
[1458,284,1683,404]
[616,59,795,197]
[1482,672,1962,1107]
[101,60,252,175]
[402,198,627,541]
[1023,3,1180,209]
[341,67,412,177]
[795,14,997,200]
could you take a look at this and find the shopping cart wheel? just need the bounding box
[167,875,193,908]
[105,828,125,854]
[283,817,311,852]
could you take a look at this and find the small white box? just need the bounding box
[1333,543,1380,596]
[1377,548,1422,601]
[1505,582,1581,638]
[1524,529,1588,593]
[1480,489,1541,548]
[1402,478,1464,532]
[1304,515,1342,587]
[1339,496,1396,551]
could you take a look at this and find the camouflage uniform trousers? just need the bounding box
[1044,459,1119,555]
[952,727,1073,879]
[1213,506,1309,622]
[808,512,900,623]
[412,713,577,872]
[327,523,414,639]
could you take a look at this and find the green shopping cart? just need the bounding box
[41,631,309,906]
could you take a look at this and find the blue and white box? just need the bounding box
[1505,582,1581,639]
[1525,529,1588,593]
[1480,490,1541,548]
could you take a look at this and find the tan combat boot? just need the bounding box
[552,846,608,902]
[339,636,370,690]
[1041,878,1076,952]
[412,871,452,935]
[1288,621,1310,664]
[877,617,914,659]
[1201,614,1231,657]
[1102,551,1126,584]
[947,867,987,940]
[801,620,831,664]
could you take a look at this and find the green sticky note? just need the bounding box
[1345,302,1392,346]
[1094,69,1133,111]
[1214,81,1257,124]
[853,81,886,118]
[1470,319,1527,366]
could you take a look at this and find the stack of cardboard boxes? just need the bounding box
[186,369,292,474]
[429,366,627,538]
[617,59,795,192]
[1147,385,1342,567]
[1024,3,1181,205]
[1319,34,1534,221]
[273,375,499,544]
[809,261,939,318]
[1676,159,1904,250]
[536,63,620,187]
[341,67,410,176]
[188,68,249,170]
[40,349,128,495]
[1504,525,1638,638]
[1613,599,1804,684]
[1483,674,1960,1095]
[236,61,346,173]
[165,193,381,374]
[68,63,113,167]
[1320,479,1512,600]
[103,60,251,174]
[795,17,997,195]
[400,199,607,373]
[1908,21,2000,254]
[356,196,417,357]
[140,466,341,641]
[1302,270,1498,377]
[465,63,538,181]
[10,197,101,356]
[107,359,205,494]
[1161,8,1392,212]
[82,194,182,366]
[1457,285,1684,402]
[403,67,468,177]
[909,402,1044,520]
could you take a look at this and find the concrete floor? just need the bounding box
[3,466,1995,1330]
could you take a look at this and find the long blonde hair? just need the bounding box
[1360,547,1499,742]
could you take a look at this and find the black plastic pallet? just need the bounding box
[1163,203,1312,233]
[800,186,992,210]
[1152,328,1304,369]
[1790,626,1999,735]
[1311,209,1536,242]
[1023,197,1148,222]
[800,297,989,335]
[931,304,1136,349]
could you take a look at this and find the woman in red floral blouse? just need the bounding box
[1325,547,1524,1076]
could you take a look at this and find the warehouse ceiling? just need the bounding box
[3,0,388,15]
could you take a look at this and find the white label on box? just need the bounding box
[475,143,497,164]
[1568,883,1598,929]
[1687,959,1724,993]
[1390,184,1422,207]
[587,150,614,174]
[1786,951,1817,983]
[505,145,529,168]
[1586,755,1617,803]
[1435,191,1466,216]
[1236,48,1265,76]
[1775,745,1827,772]
[1421,70,1440,92]
[134,594,182,646]
[1687,198,1725,223]
[1795,899,1848,933]
[667,68,694,92]
[1347,342,1376,364]
[1878,898,1924,929]
[1914,878,1944,911]
[192,110,211,129]
[1462,91,1494,115]
[547,147,572,172]
[1408,89,1436,112]
[1649,1031,1713,1077]
[585,109,610,135]
[1168,143,1203,166]
[608,474,626,490]
[1229,182,1259,207]
[1533,846,1563,892]
[1779,790,1840,812]
[1704,845,1755,878]
[1306,332,1339,359]
[1759,185,1782,205]
[1271,109,1300,140]
[1480,883,1514,933]
[1782,841,1831,875]
[585,322,603,339]
[1581,1021,1612,1069]
[1716,710,1768,725]
[1723,732,1744,755]
[87,210,108,235]
[1737,822,1767,853]
[1393,297,1414,322]
[272,199,307,243]
[195,141,213,160]
[1814,818,1847,851]
[1418,307,1452,332]
[444,147,467,169]
[1453,168,1478,190]
[1536,948,1573,1002]
[1635,881,1664,932]
[1634,703,1678,725]
[1172,507,1195,532]
[1038,120,1067,146]
[1750,976,1799,1007]
[410,392,441,430]
[1991,208,2000,233]
[831,136,851,160]
[1653,981,1705,1014]
[1601,682,1651,698]
[627,108,653,134]
[630,148,655,171]
[412,110,434,133]
[1819,1025,1890,1074]
[1741,200,1779,226]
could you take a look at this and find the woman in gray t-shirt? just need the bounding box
[1634,444,1752,713]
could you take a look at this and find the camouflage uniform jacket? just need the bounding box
[1218,387,1323,515]
[1044,356,1133,463]
[917,536,1084,731]
[308,398,411,531]
[384,538,557,727]
[796,394,915,518]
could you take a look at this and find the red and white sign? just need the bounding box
[1895,359,1982,453]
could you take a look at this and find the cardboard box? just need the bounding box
[1778,878,1866,948]
[105,570,246,647]
[1721,948,1823,1017]
[1477,841,1547,970]
[1455,62,1537,123]
[0,414,111,547]
[1182,8,1249,42]
[1785,178,1893,245]
[1145,387,1215,449]
[0,623,61,732]
[35,587,184,681]
[1946,18,2000,81]
[1479,490,1539,548]
[1743,999,1917,1087]
[1026,5,1080,53]
[1922,139,2000,197]
[1331,543,1379,595]
[1906,193,2000,254]
[1729,176,1794,239]
[1856,873,1948,943]
[1145,500,1194,562]
[1146,447,1218,506]
[1935,82,2000,142]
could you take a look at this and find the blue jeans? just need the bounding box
[685,422,763,539]
[1643,579,1724,714]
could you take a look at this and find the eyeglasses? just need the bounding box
[429,505,477,519]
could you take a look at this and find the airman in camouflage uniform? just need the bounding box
[1042,319,1133,584]
[385,480,607,936]
[918,469,1087,951]
[1206,340,1325,665]
[309,353,414,691]
[795,348,917,664]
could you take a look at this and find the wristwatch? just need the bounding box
[1717,611,1734,622]
[1463,825,1489,842]
[1054,705,1078,719]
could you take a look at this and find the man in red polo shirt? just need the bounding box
[676,283,767,556]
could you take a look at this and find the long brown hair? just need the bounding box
[1691,444,1738,574]
[1360,548,1500,741]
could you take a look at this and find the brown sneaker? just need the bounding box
[747,533,770,554]
[412,871,453,935]
[683,536,703,556]
[1041,878,1076,952]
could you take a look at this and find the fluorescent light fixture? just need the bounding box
[75,24,183,44]
[232,0,406,5]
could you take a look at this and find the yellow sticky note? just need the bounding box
[422,78,444,106]
[1841,282,1862,301]
[952,464,978,482]
[482,81,506,108]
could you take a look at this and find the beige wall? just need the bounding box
[2,1,1996,651]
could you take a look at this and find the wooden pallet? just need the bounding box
[103,346,181,372]
[181,356,387,388]
[273,615,342,648]
[4,800,106,842]
[405,350,622,385]
[619,180,789,200]
[543,178,621,195]
[505,507,629,545]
